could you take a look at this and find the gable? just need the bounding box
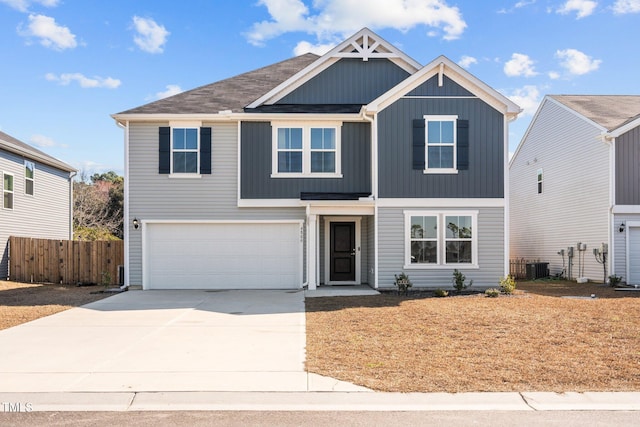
[276,58,411,105]
[407,74,474,97]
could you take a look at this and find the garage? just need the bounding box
[628,225,640,284]
[143,221,303,290]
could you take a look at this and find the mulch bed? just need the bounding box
[305,280,640,392]
[0,281,110,330]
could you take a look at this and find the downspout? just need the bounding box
[117,120,130,289]
[504,112,519,276]
[68,170,77,240]
[361,108,378,288]
[604,134,615,279]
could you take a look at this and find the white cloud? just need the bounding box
[293,40,336,56]
[613,0,640,13]
[30,133,67,148]
[557,0,597,18]
[45,72,121,89]
[155,84,183,99]
[504,53,538,77]
[505,85,541,117]
[458,55,478,69]
[555,48,601,75]
[548,71,561,79]
[498,0,536,14]
[19,14,76,50]
[132,16,169,54]
[246,0,467,49]
[0,0,58,12]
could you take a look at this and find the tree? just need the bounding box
[73,171,124,240]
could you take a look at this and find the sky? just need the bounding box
[1,0,639,177]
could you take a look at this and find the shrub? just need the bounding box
[434,288,449,297]
[452,269,473,292]
[485,288,500,298]
[394,273,412,295]
[608,274,623,288]
[499,275,517,294]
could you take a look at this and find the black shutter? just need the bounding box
[412,119,425,170]
[159,127,170,174]
[457,119,469,170]
[200,127,212,174]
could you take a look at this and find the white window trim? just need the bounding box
[403,210,478,269]
[423,115,458,174]
[24,160,35,196]
[3,172,14,210]
[170,123,201,175]
[271,122,343,178]
[537,168,543,194]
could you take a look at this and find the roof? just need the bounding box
[549,95,640,131]
[0,130,75,173]
[116,53,320,115]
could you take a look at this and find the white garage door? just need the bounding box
[144,221,303,290]
[629,226,640,285]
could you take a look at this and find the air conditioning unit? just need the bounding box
[526,262,549,280]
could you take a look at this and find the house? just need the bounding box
[510,95,640,284]
[0,130,76,279]
[112,28,521,290]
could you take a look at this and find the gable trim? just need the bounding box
[606,115,640,138]
[246,28,421,109]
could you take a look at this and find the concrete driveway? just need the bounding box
[0,289,368,393]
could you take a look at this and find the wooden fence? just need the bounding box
[9,236,124,286]
[509,258,542,280]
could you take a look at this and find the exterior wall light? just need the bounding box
[133,218,140,229]
[619,222,625,233]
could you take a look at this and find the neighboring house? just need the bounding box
[0,130,76,279]
[510,95,640,283]
[112,28,521,290]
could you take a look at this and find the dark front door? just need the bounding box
[330,222,356,282]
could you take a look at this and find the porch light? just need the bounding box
[133,218,140,229]
[619,223,625,233]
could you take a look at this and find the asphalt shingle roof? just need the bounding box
[0,130,75,172]
[117,53,320,115]
[550,95,640,131]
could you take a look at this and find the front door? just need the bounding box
[330,222,356,282]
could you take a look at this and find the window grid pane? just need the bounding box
[426,119,455,169]
[410,216,438,264]
[172,128,199,173]
[445,215,472,264]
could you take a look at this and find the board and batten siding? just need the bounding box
[1,150,72,279]
[378,97,504,199]
[615,125,640,205]
[277,58,410,105]
[127,122,305,287]
[240,121,371,199]
[509,99,610,281]
[377,206,505,288]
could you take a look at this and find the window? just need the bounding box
[272,123,341,177]
[172,128,199,174]
[404,210,477,268]
[25,160,35,196]
[425,115,457,172]
[3,173,14,210]
[537,168,543,194]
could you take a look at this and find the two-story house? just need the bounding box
[112,28,521,290]
[510,95,640,284]
[1,130,76,279]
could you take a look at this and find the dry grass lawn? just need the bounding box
[0,280,110,330]
[306,281,640,392]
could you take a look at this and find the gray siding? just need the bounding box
[378,97,504,198]
[127,122,305,286]
[615,126,640,205]
[509,99,610,280]
[1,149,72,279]
[407,75,474,97]
[366,215,375,285]
[377,206,505,288]
[277,58,410,105]
[241,122,371,199]
[612,213,640,282]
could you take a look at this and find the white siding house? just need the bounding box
[510,95,640,283]
[0,131,76,279]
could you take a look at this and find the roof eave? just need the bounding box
[0,140,76,173]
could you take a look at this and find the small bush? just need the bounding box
[452,269,473,292]
[485,288,500,298]
[499,275,517,294]
[434,288,449,297]
[394,273,412,295]
[608,274,623,288]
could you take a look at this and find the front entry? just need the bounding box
[330,222,356,282]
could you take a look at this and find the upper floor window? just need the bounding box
[25,160,35,196]
[537,168,543,194]
[425,115,457,173]
[172,128,199,174]
[3,172,14,210]
[272,123,341,178]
